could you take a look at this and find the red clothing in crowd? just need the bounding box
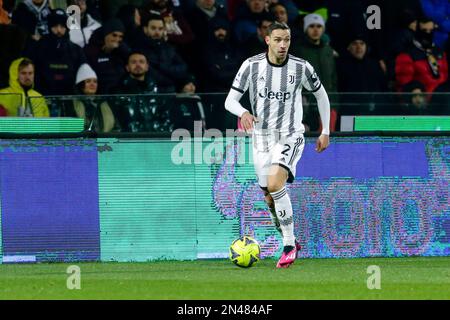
[395,45,448,92]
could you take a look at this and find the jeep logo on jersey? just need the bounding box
[258,87,291,102]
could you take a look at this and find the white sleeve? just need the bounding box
[225,87,248,118]
[225,59,251,118]
[313,85,331,135]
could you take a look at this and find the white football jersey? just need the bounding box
[231,52,322,136]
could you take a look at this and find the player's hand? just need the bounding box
[240,111,257,133]
[315,134,329,153]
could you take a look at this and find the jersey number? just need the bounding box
[281,144,291,156]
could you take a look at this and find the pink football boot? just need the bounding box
[276,246,297,268]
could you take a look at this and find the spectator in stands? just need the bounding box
[269,2,288,24]
[395,17,448,93]
[430,79,450,115]
[0,58,49,117]
[228,0,297,22]
[421,0,450,49]
[0,0,12,24]
[321,0,367,56]
[179,77,197,94]
[142,0,194,47]
[68,0,102,48]
[12,0,51,41]
[384,9,418,88]
[100,0,147,21]
[112,50,174,133]
[290,13,337,93]
[73,63,115,132]
[0,23,27,88]
[27,9,87,95]
[232,0,272,43]
[85,18,130,93]
[186,0,229,87]
[116,4,141,45]
[291,13,338,132]
[337,34,387,92]
[186,0,228,43]
[242,17,272,57]
[202,15,242,92]
[133,14,190,93]
[113,51,158,94]
[400,80,430,115]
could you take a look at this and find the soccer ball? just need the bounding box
[229,236,261,268]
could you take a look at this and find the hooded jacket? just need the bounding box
[0,58,49,117]
[12,0,51,36]
[69,13,101,48]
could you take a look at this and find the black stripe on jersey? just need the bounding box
[261,65,273,130]
[231,86,244,93]
[239,65,251,91]
[288,63,303,136]
[251,62,259,117]
[275,64,288,129]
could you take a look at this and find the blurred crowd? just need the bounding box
[0,0,449,132]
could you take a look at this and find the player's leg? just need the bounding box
[266,165,295,249]
[268,134,305,267]
[253,139,283,234]
[261,187,282,235]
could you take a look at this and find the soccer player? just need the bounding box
[224,22,330,268]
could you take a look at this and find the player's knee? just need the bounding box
[267,182,285,194]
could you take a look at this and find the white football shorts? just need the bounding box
[252,131,305,188]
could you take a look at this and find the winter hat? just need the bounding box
[48,8,68,28]
[303,13,325,32]
[76,63,97,85]
[210,15,230,31]
[347,32,369,46]
[102,18,125,36]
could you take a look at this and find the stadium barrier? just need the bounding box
[0,132,448,263]
[16,92,450,134]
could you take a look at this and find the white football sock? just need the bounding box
[269,207,282,235]
[270,187,295,247]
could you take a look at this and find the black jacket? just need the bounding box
[337,54,387,92]
[28,33,87,95]
[84,28,130,94]
[132,34,189,93]
[12,1,51,37]
[202,37,243,92]
[113,74,158,95]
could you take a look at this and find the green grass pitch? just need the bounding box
[0,257,449,299]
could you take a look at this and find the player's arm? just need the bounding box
[303,61,330,152]
[224,59,256,132]
[225,89,256,132]
[313,85,330,152]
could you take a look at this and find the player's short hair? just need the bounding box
[267,21,290,35]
